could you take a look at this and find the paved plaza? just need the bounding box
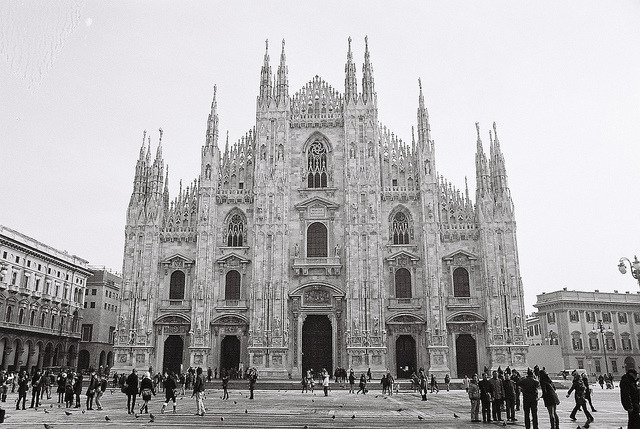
[0,383,630,428]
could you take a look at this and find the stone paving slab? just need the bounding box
[0,386,629,428]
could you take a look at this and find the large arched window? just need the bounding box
[169,270,186,300]
[18,308,24,324]
[395,268,412,299]
[453,267,470,297]
[225,270,241,300]
[391,212,410,244]
[5,306,12,322]
[226,214,245,247]
[307,141,328,188]
[307,222,328,257]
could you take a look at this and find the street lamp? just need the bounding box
[591,320,612,375]
[618,256,640,286]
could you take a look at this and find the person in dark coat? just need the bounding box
[86,371,99,410]
[478,372,493,423]
[16,371,29,410]
[539,369,560,429]
[138,372,155,414]
[73,372,83,408]
[161,371,178,413]
[490,371,505,422]
[30,370,42,408]
[357,374,367,395]
[566,372,593,424]
[620,367,640,429]
[126,368,139,414]
[518,368,540,429]
[503,372,517,422]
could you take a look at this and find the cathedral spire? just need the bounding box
[361,36,375,104]
[491,121,510,195]
[344,36,357,104]
[163,165,169,210]
[416,78,430,145]
[475,122,491,198]
[206,86,219,147]
[259,39,272,104]
[276,39,288,102]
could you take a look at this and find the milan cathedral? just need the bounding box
[113,38,528,379]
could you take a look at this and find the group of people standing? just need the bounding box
[466,366,600,429]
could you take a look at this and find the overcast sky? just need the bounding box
[1,1,639,313]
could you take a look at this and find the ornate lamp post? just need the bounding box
[591,320,612,374]
[618,255,640,286]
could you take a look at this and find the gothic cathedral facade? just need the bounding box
[113,38,528,378]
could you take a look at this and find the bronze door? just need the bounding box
[221,335,241,372]
[302,315,332,376]
[396,335,417,378]
[456,334,478,378]
[163,335,184,375]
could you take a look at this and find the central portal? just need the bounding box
[302,315,332,376]
[220,336,241,373]
[163,335,184,375]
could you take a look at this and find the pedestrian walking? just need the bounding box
[40,370,51,401]
[125,368,139,414]
[582,373,597,412]
[518,368,540,429]
[490,371,504,422]
[0,370,7,403]
[30,370,42,408]
[567,372,593,425]
[419,374,428,401]
[301,374,308,393]
[95,374,107,410]
[16,370,28,410]
[478,372,493,423]
[367,367,372,381]
[357,374,367,394]
[222,370,230,399]
[386,371,394,396]
[73,372,83,408]
[192,367,206,416]
[161,371,178,413]
[348,369,355,394]
[248,367,258,400]
[430,374,439,393]
[598,374,604,389]
[86,371,99,410]
[322,368,330,396]
[444,374,450,392]
[539,370,559,429]
[620,367,640,429]
[468,374,481,422]
[139,372,155,414]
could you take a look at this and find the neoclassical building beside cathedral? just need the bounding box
[113,38,528,379]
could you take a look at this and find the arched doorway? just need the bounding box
[163,335,184,375]
[78,350,90,371]
[220,336,241,373]
[99,350,106,368]
[395,335,416,378]
[302,315,332,376]
[43,343,53,367]
[456,334,478,378]
[107,351,113,367]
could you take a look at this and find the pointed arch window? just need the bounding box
[307,141,328,188]
[5,306,12,322]
[225,270,241,301]
[227,214,245,247]
[169,270,185,300]
[395,268,412,299]
[391,212,410,244]
[307,222,328,257]
[453,267,470,297]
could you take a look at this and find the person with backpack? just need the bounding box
[29,370,42,408]
[139,372,155,414]
[16,371,29,410]
[192,367,206,416]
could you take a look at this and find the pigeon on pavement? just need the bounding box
[418,415,424,420]
[64,411,72,416]
[43,425,52,429]
[105,415,111,422]
[454,413,460,418]
[44,409,49,414]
